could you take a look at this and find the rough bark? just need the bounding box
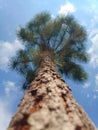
[7,55,96,130]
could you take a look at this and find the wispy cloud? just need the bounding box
[93,95,97,99]
[83,82,90,89]
[0,99,12,130]
[0,39,24,71]
[84,1,98,69]
[0,80,23,130]
[3,81,18,96]
[88,32,98,68]
[94,74,98,92]
[95,74,98,86]
[58,2,76,15]
[86,93,90,98]
[89,3,98,24]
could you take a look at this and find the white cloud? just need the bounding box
[89,29,98,38]
[0,94,22,130]
[0,81,23,130]
[87,3,97,13]
[91,15,98,28]
[93,74,98,92]
[88,32,98,68]
[0,39,24,71]
[91,34,98,51]
[83,82,90,88]
[3,81,18,95]
[0,99,12,130]
[86,93,90,98]
[58,2,76,15]
[85,2,98,28]
[93,95,97,99]
[95,74,98,86]
[84,1,98,16]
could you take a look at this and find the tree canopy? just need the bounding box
[11,12,89,89]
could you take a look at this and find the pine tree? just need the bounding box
[7,12,96,130]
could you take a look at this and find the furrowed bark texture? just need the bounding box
[7,56,96,130]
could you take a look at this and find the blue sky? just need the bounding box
[0,0,98,129]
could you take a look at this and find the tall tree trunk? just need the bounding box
[7,55,96,130]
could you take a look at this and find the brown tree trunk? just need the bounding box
[7,55,96,130]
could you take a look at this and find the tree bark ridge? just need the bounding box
[7,56,96,130]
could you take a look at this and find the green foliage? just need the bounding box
[11,12,89,89]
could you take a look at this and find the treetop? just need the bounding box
[10,12,89,89]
